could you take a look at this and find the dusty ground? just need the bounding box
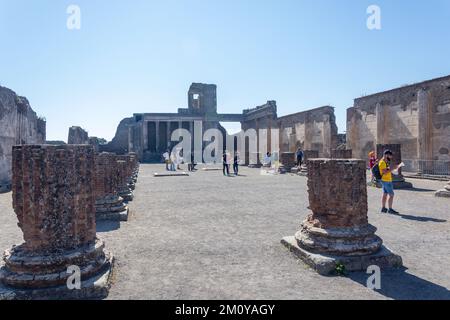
[0,164,449,300]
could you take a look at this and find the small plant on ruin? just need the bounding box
[335,262,346,276]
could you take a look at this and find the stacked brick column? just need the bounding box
[298,150,319,176]
[282,159,402,275]
[116,159,134,202]
[128,152,140,184]
[376,144,413,189]
[94,153,129,221]
[116,155,136,191]
[0,145,114,299]
[330,149,353,159]
[279,152,296,174]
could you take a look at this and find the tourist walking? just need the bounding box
[223,151,230,176]
[233,152,239,176]
[378,149,400,214]
[296,147,304,167]
[188,153,197,172]
[263,152,272,167]
[169,151,176,171]
[163,149,170,171]
[368,151,377,183]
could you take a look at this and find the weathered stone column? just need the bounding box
[0,145,114,299]
[376,144,413,189]
[143,120,148,151]
[166,121,171,149]
[116,159,134,202]
[435,181,450,198]
[331,149,353,159]
[298,150,319,176]
[128,152,140,183]
[279,152,295,174]
[94,153,129,222]
[282,159,402,275]
[155,121,160,153]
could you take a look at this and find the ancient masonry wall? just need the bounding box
[277,106,339,157]
[68,126,89,145]
[347,75,450,163]
[0,86,46,191]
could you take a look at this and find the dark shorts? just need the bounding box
[381,181,394,195]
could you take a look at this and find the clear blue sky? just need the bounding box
[1,0,449,141]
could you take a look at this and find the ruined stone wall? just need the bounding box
[0,86,46,191]
[347,75,450,163]
[277,106,338,157]
[68,126,89,144]
[99,117,136,155]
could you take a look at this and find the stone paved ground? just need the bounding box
[1,164,449,300]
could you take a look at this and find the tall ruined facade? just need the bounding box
[100,83,241,162]
[241,103,338,158]
[0,86,46,192]
[102,83,339,163]
[347,75,450,164]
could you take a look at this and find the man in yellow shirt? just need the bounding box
[379,150,399,214]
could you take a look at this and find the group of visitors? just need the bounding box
[369,149,401,215]
[223,151,240,176]
[163,149,184,172]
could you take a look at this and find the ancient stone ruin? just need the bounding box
[279,152,296,174]
[94,153,129,222]
[435,181,450,198]
[376,144,413,189]
[347,75,450,168]
[0,86,46,193]
[0,145,114,299]
[100,84,338,165]
[282,159,402,275]
[116,159,134,202]
[330,149,353,159]
[68,126,89,145]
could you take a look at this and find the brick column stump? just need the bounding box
[116,160,134,202]
[94,153,129,222]
[376,144,413,189]
[279,152,295,174]
[0,145,114,299]
[282,159,402,275]
[331,149,353,159]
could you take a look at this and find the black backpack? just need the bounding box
[371,161,382,180]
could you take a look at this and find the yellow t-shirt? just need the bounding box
[379,159,392,182]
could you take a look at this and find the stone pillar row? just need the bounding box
[0,145,140,299]
[94,152,139,222]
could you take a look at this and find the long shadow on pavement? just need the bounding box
[348,267,450,300]
[395,213,447,223]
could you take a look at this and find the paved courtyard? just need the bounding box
[1,164,449,300]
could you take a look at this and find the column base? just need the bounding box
[281,236,402,275]
[290,167,300,174]
[0,239,114,300]
[435,189,450,198]
[96,195,129,221]
[118,189,134,202]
